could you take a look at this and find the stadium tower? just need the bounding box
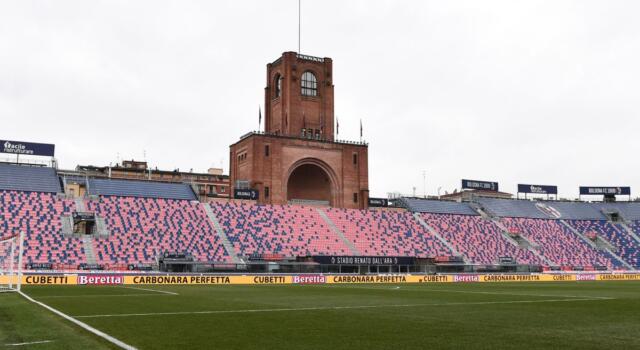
[229,52,369,209]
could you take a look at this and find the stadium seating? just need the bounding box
[2,171,639,271]
[476,198,548,219]
[596,203,640,221]
[88,178,196,200]
[210,202,352,257]
[500,218,618,268]
[87,196,230,264]
[547,202,606,220]
[566,220,640,268]
[0,191,85,266]
[324,208,452,257]
[0,164,61,193]
[421,213,542,264]
[401,198,477,215]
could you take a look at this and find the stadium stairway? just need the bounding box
[202,203,243,264]
[492,218,553,266]
[468,204,552,266]
[61,215,73,236]
[81,235,97,265]
[74,197,87,212]
[412,213,466,262]
[317,208,361,255]
[560,220,633,270]
[617,222,640,244]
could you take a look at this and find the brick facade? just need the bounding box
[229,52,369,209]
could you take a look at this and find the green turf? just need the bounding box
[2,282,640,349]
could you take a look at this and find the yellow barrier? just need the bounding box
[3,273,640,285]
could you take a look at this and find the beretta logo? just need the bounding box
[575,274,597,281]
[77,275,124,285]
[292,275,326,284]
[453,275,479,283]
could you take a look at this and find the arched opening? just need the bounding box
[274,74,282,98]
[301,71,318,96]
[286,163,332,205]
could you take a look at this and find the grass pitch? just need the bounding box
[1,281,639,349]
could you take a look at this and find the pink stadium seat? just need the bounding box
[567,220,637,268]
[501,217,616,268]
[324,208,452,257]
[210,202,352,257]
[421,213,542,265]
[0,191,85,267]
[87,196,231,265]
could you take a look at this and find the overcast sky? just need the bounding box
[1,1,639,199]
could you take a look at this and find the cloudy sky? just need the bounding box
[1,1,638,199]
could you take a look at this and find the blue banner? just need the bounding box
[368,198,388,207]
[311,256,415,266]
[462,179,498,191]
[234,188,259,200]
[579,187,630,196]
[0,140,55,157]
[518,184,558,195]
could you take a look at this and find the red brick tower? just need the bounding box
[229,52,368,209]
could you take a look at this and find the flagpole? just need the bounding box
[298,0,301,53]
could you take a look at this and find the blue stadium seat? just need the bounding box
[88,178,196,200]
[0,163,61,193]
[402,198,477,215]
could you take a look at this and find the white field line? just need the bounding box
[5,340,54,346]
[18,291,137,350]
[35,293,174,299]
[35,286,179,299]
[73,297,615,319]
[118,286,179,295]
[319,285,613,299]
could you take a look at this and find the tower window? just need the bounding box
[353,153,358,165]
[265,145,270,157]
[353,193,358,203]
[301,71,317,96]
[274,74,282,98]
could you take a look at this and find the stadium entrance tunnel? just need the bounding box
[286,161,334,206]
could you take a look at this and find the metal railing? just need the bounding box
[296,53,325,62]
[240,131,368,146]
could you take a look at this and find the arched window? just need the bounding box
[301,71,318,96]
[274,74,282,98]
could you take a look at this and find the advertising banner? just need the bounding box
[579,187,631,196]
[517,184,558,195]
[462,179,499,191]
[77,275,124,285]
[311,256,416,266]
[5,273,640,286]
[368,198,388,207]
[234,189,259,200]
[0,140,55,157]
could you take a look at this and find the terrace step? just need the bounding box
[412,213,467,263]
[492,218,552,266]
[74,197,87,212]
[95,216,111,237]
[61,215,73,235]
[617,222,640,245]
[469,202,493,219]
[317,208,361,255]
[561,220,633,270]
[202,203,242,264]
[81,235,97,265]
